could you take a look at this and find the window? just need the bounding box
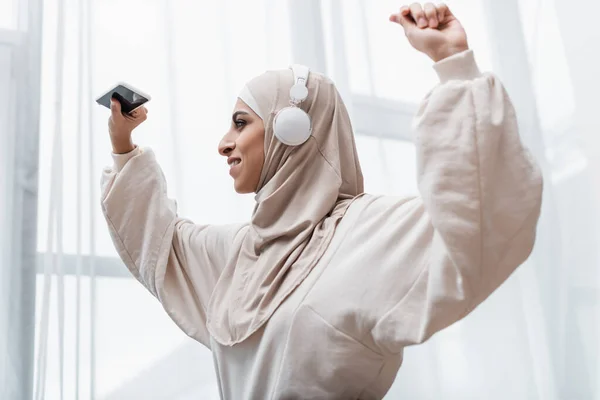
[320,0,493,102]
[317,0,495,141]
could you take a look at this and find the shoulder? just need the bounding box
[345,193,423,221]
[330,194,426,250]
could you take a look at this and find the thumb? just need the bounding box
[110,99,124,119]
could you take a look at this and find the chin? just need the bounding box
[233,181,253,194]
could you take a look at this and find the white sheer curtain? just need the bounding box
[1,0,42,399]
[0,0,593,398]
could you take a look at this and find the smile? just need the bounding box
[228,158,242,178]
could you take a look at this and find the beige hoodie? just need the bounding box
[101,50,543,399]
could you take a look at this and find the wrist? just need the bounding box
[111,138,135,154]
[430,44,469,63]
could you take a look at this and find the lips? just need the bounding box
[228,157,242,178]
[227,157,241,167]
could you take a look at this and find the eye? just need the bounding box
[235,119,247,129]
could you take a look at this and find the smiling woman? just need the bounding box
[99,3,543,398]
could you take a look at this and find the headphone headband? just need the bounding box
[289,64,310,103]
[291,64,309,84]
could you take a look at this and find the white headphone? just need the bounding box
[272,64,312,146]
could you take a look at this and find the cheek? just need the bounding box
[235,127,264,192]
[240,127,265,169]
[253,131,265,166]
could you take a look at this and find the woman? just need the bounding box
[102,3,543,399]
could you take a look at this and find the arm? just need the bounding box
[101,102,246,347]
[372,51,542,350]
[415,49,542,302]
[372,5,543,349]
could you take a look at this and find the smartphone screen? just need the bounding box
[96,83,150,114]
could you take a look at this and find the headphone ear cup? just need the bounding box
[273,107,312,146]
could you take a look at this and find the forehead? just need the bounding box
[233,98,260,118]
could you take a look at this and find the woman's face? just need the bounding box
[218,98,265,194]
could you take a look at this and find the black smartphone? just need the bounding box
[95,83,151,114]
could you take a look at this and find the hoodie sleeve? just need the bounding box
[371,50,543,350]
[101,147,246,348]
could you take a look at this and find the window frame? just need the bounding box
[288,0,417,142]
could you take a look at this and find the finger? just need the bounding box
[409,3,427,28]
[110,99,124,120]
[389,5,409,23]
[123,113,136,122]
[127,110,143,123]
[134,106,146,115]
[138,107,148,121]
[391,9,417,33]
[436,3,452,23]
[131,107,148,122]
[436,5,445,23]
[424,3,438,28]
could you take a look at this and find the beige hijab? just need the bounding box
[207,68,364,345]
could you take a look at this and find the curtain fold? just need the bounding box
[0,0,43,399]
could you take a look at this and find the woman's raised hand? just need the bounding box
[389,3,469,62]
[108,99,148,154]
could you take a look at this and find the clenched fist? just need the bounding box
[389,3,469,62]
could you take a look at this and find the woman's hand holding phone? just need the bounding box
[108,98,148,154]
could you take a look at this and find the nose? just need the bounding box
[218,132,235,157]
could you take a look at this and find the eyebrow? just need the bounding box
[232,111,249,122]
